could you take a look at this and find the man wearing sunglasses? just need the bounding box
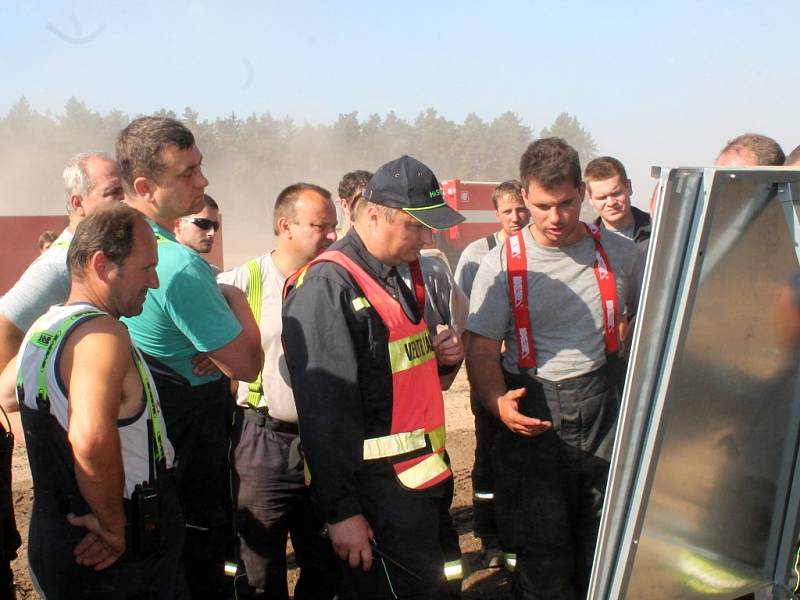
[175,195,220,256]
[175,194,222,274]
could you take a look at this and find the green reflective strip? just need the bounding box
[428,424,446,451]
[363,428,426,461]
[49,239,70,250]
[131,349,166,463]
[34,310,104,403]
[245,260,264,408]
[395,451,449,489]
[444,559,463,580]
[387,330,435,374]
[30,331,54,349]
[303,460,311,484]
[153,231,173,245]
[351,297,371,312]
[403,202,447,212]
[504,553,517,572]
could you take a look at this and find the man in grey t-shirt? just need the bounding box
[0,152,124,374]
[465,138,643,599]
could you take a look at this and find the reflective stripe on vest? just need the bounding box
[504,552,517,572]
[291,251,451,490]
[505,223,619,369]
[24,309,167,470]
[444,559,463,580]
[48,239,70,251]
[244,259,264,408]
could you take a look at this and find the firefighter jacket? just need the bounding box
[282,229,452,525]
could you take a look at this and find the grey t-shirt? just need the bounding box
[466,225,644,381]
[0,229,72,331]
[454,233,499,299]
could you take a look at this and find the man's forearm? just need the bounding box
[71,433,126,535]
[219,283,262,350]
[465,334,506,419]
[0,316,24,374]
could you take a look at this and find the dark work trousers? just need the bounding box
[0,425,19,600]
[28,472,188,599]
[469,389,500,542]
[439,458,463,598]
[231,408,340,599]
[336,463,450,600]
[146,363,234,600]
[494,367,619,600]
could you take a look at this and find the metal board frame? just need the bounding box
[589,167,800,599]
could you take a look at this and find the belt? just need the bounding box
[240,407,299,435]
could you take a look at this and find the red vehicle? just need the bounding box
[433,180,499,267]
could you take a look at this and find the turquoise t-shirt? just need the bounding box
[122,221,242,386]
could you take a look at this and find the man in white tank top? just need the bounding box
[15,205,186,599]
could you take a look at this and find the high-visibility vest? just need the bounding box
[289,251,452,490]
[243,259,265,408]
[505,223,619,369]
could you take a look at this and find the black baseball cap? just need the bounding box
[362,155,465,230]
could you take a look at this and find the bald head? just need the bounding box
[715,133,785,167]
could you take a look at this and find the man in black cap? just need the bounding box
[282,155,465,599]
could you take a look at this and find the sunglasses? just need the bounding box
[181,217,219,231]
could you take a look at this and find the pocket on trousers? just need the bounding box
[493,429,572,553]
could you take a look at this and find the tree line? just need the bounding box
[0,96,598,265]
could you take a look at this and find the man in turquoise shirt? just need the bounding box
[118,116,263,600]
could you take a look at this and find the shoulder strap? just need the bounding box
[504,233,536,369]
[244,259,264,408]
[485,234,497,251]
[583,223,620,354]
[408,259,426,312]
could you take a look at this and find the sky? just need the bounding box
[1,0,798,208]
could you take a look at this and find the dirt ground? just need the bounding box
[7,368,511,598]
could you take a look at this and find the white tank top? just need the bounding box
[16,303,175,498]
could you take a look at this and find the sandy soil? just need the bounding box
[8,368,510,598]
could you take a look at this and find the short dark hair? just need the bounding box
[68,204,145,281]
[785,145,800,167]
[37,230,58,250]
[584,156,628,184]
[519,137,582,192]
[273,183,332,235]
[491,180,524,209]
[202,193,219,211]
[116,116,195,195]
[718,133,785,166]
[338,170,372,219]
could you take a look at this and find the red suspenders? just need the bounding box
[505,223,619,370]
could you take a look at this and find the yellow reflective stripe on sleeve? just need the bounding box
[395,452,449,489]
[363,428,426,460]
[245,260,263,408]
[351,297,371,311]
[388,330,435,373]
[443,559,463,580]
[473,491,495,501]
